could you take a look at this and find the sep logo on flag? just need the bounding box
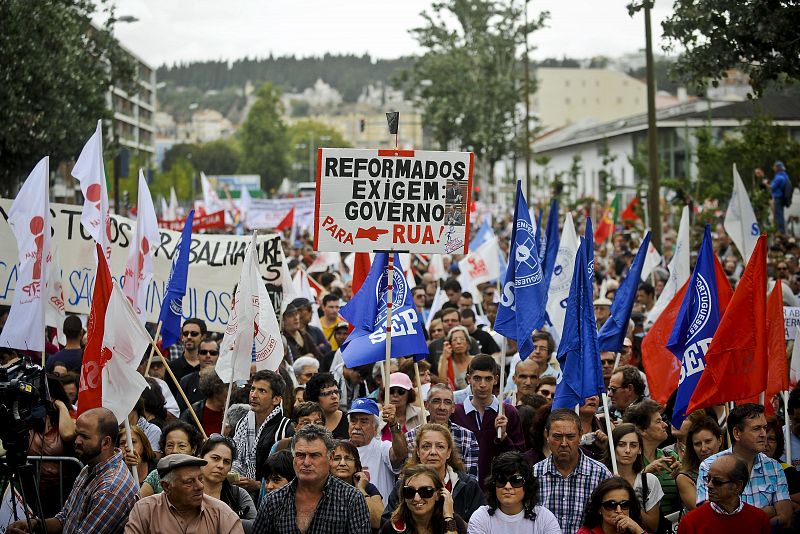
[550,245,576,294]
[376,267,407,323]
[169,298,182,316]
[512,219,542,288]
[687,274,712,342]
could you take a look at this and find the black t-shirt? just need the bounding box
[46,348,83,372]
[470,327,500,354]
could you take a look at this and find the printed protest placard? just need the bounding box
[784,306,800,340]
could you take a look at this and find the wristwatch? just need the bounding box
[444,517,457,532]
[389,422,401,433]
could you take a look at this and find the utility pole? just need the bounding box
[644,3,661,250]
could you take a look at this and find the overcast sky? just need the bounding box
[108,0,675,67]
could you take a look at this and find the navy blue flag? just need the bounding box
[553,218,604,409]
[537,208,545,264]
[542,199,560,291]
[597,231,652,352]
[667,225,723,427]
[339,253,428,367]
[158,210,194,348]
[494,182,548,359]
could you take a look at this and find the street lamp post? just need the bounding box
[309,134,330,182]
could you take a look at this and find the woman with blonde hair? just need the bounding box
[118,424,157,485]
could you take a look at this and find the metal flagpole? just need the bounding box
[497,337,507,439]
[384,252,394,402]
[601,392,619,474]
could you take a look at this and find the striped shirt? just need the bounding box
[697,448,790,508]
[405,421,480,480]
[532,451,611,534]
[55,450,139,534]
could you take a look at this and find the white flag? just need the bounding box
[201,172,225,213]
[724,163,760,265]
[640,238,663,281]
[280,252,298,313]
[216,233,284,383]
[239,186,252,217]
[169,186,180,218]
[160,196,171,220]
[101,281,150,423]
[647,206,691,325]
[427,254,448,281]
[458,236,500,287]
[123,171,160,324]
[307,251,340,273]
[0,157,51,352]
[425,287,446,330]
[72,120,112,260]
[791,325,800,389]
[45,247,66,346]
[545,212,578,345]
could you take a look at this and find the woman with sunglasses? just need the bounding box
[381,464,466,534]
[378,373,424,441]
[602,424,662,533]
[141,420,203,497]
[467,451,560,533]
[329,440,384,530]
[578,477,647,534]
[383,423,485,523]
[199,435,257,533]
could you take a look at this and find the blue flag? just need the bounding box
[667,225,722,427]
[537,208,545,264]
[339,253,428,368]
[470,218,493,250]
[597,231,652,352]
[553,218,604,409]
[495,182,548,359]
[158,210,194,348]
[542,199,560,291]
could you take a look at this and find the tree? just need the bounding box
[400,0,548,193]
[0,0,136,194]
[237,83,290,192]
[193,138,240,175]
[660,1,800,96]
[287,119,350,182]
[150,158,195,205]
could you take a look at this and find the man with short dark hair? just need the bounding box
[124,454,243,534]
[179,336,220,407]
[168,318,207,394]
[46,315,84,372]
[696,404,791,528]
[180,366,229,437]
[443,278,462,306]
[678,454,770,534]
[411,285,429,323]
[318,294,343,351]
[459,308,499,356]
[607,365,645,417]
[636,281,656,312]
[290,297,330,355]
[532,408,612,533]
[232,370,294,496]
[252,425,370,534]
[450,355,524,488]
[8,408,139,534]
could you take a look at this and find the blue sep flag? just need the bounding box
[553,218,604,409]
[495,182,548,359]
[339,253,428,368]
[597,231,652,352]
[667,225,722,427]
[158,210,194,348]
[542,199,560,291]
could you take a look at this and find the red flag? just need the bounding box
[77,245,114,416]
[688,236,768,411]
[621,197,641,221]
[352,252,372,296]
[741,279,788,413]
[642,256,734,404]
[276,207,295,231]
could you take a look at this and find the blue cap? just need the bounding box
[775,161,786,170]
[347,397,379,417]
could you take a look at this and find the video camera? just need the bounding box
[0,360,49,468]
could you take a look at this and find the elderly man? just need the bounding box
[252,425,370,534]
[8,408,138,534]
[508,358,539,404]
[678,455,770,533]
[124,454,243,534]
[346,397,407,504]
[607,365,646,419]
[405,383,480,479]
[696,404,792,528]
[532,409,611,534]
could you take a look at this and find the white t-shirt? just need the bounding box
[357,438,399,506]
[633,472,664,512]
[467,505,562,534]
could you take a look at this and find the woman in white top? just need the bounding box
[467,451,561,534]
[602,423,663,533]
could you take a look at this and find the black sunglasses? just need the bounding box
[182,330,201,337]
[199,349,219,356]
[494,474,525,488]
[390,387,409,396]
[402,485,437,499]
[601,499,631,511]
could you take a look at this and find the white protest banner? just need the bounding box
[247,196,315,230]
[314,148,474,253]
[784,306,800,340]
[0,200,284,333]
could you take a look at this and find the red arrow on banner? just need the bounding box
[356,226,389,241]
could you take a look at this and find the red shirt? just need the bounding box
[202,404,224,436]
[677,502,770,534]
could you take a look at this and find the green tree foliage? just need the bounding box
[400,0,548,178]
[150,159,195,205]
[238,83,290,192]
[0,0,136,194]
[287,120,350,182]
[660,1,800,96]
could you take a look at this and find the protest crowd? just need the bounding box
[1,127,800,534]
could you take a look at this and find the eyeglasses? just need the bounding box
[601,500,631,511]
[199,349,219,356]
[703,476,737,487]
[182,330,201,337]
[533,344,550,352]
[494,474,525,488]
[428,398,454,407]
[332,454,356,464]
[607,385,626,394]
[318,388,340,398]
[601,359,615,366]
[402,485,437,499]
[390,387,409,396]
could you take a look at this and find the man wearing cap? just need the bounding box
[347,397,408,505]
[8,408,138,534]
[283,301,324,362]
[594,297,612,328]
[124,454,244,534]
[291,297,331,356]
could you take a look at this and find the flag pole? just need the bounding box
[143,321,163,376]
[413,362,426,416]
[601,392,619,474]
[759,391,765,406]
[783,390,792,462]
[222,365,236,429]
[497,337,507,439]
[122,418,141,489]
[384,251,394,402]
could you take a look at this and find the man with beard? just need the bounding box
[7,408,138,534]
[167,318,207,400]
